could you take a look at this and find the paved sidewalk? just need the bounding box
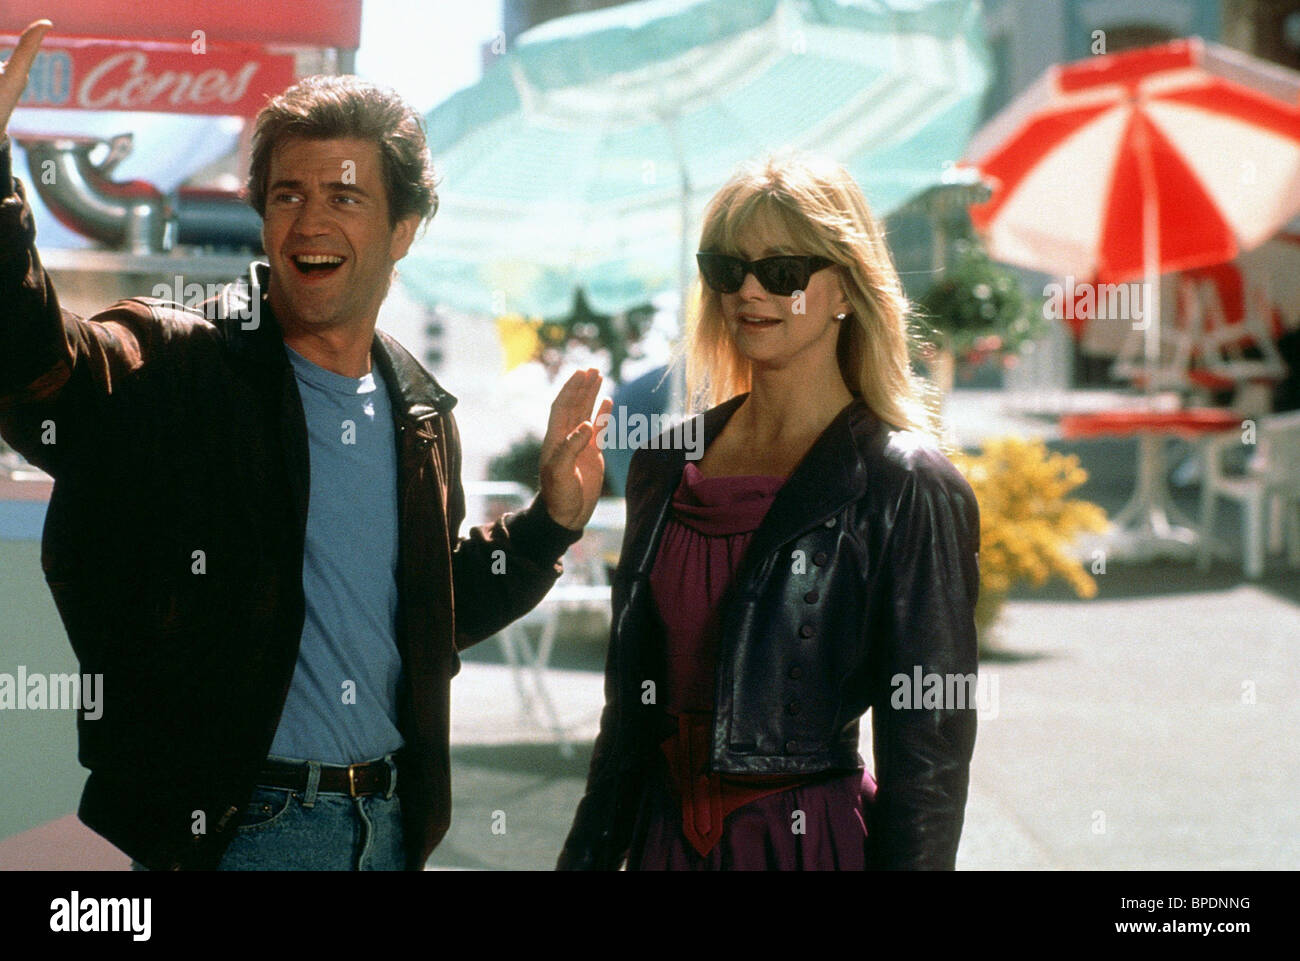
[960,569,1300,870]
[434,561,1300,870]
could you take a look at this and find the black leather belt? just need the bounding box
[256,757,396,797]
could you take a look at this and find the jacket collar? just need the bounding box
[627,392,883,582]
[220,261,457,420]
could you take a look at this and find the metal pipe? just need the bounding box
[15,133,171,254]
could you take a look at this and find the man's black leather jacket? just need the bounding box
[0,144,580,869]
[558,394,980,870]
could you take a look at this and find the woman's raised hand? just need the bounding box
[1,20,52,136]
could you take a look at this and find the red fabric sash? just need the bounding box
[661,713,812,857]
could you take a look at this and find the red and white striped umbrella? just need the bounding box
[965,38,1300,284]
[963,38,1300,386]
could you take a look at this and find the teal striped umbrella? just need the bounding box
[403,0,992,318]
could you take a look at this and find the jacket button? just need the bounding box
[785,740,798,754]
[786,701,800,715]
[799,624,814,638]
[803,590,819,604]
[813,551,828,566]
[788,665,803,679]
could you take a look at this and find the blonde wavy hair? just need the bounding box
[683,152,939,440]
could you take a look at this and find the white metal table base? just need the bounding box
[497,620,574,758]
[494,585,611,758]
[1105,433,1201,557]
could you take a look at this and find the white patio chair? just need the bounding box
[461,483,619,755]
[1197,410,1300,578]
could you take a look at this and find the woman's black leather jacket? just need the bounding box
[557,394,981,870]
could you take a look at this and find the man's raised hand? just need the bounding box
[538,368,613,532]
[1,20,51,135]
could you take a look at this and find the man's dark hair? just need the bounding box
[246,74,438,227]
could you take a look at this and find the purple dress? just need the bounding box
[626,462,877,871]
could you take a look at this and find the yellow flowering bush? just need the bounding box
[951,436,1109,642]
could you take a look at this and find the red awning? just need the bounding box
[2,0,362,48]
[2,34,297,116]
[2,1,362,117]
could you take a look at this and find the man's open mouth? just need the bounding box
[292,254,345,276]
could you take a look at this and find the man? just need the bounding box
[0,21,612,870]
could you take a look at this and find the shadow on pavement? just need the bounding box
[429,741,596,871]
[450,740,594,778]
[978,647,1055,664]
[459,631,608,672]
[1006,558,1300,607]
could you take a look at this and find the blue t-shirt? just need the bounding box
[269,344,405,764]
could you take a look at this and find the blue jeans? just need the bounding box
[131,754,405,871]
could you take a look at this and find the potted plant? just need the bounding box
[917,237,1044,395]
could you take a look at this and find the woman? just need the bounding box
[558,153,980,871]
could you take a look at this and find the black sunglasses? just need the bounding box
[696,252,834,296]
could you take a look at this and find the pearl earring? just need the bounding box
[835,312,848,321]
